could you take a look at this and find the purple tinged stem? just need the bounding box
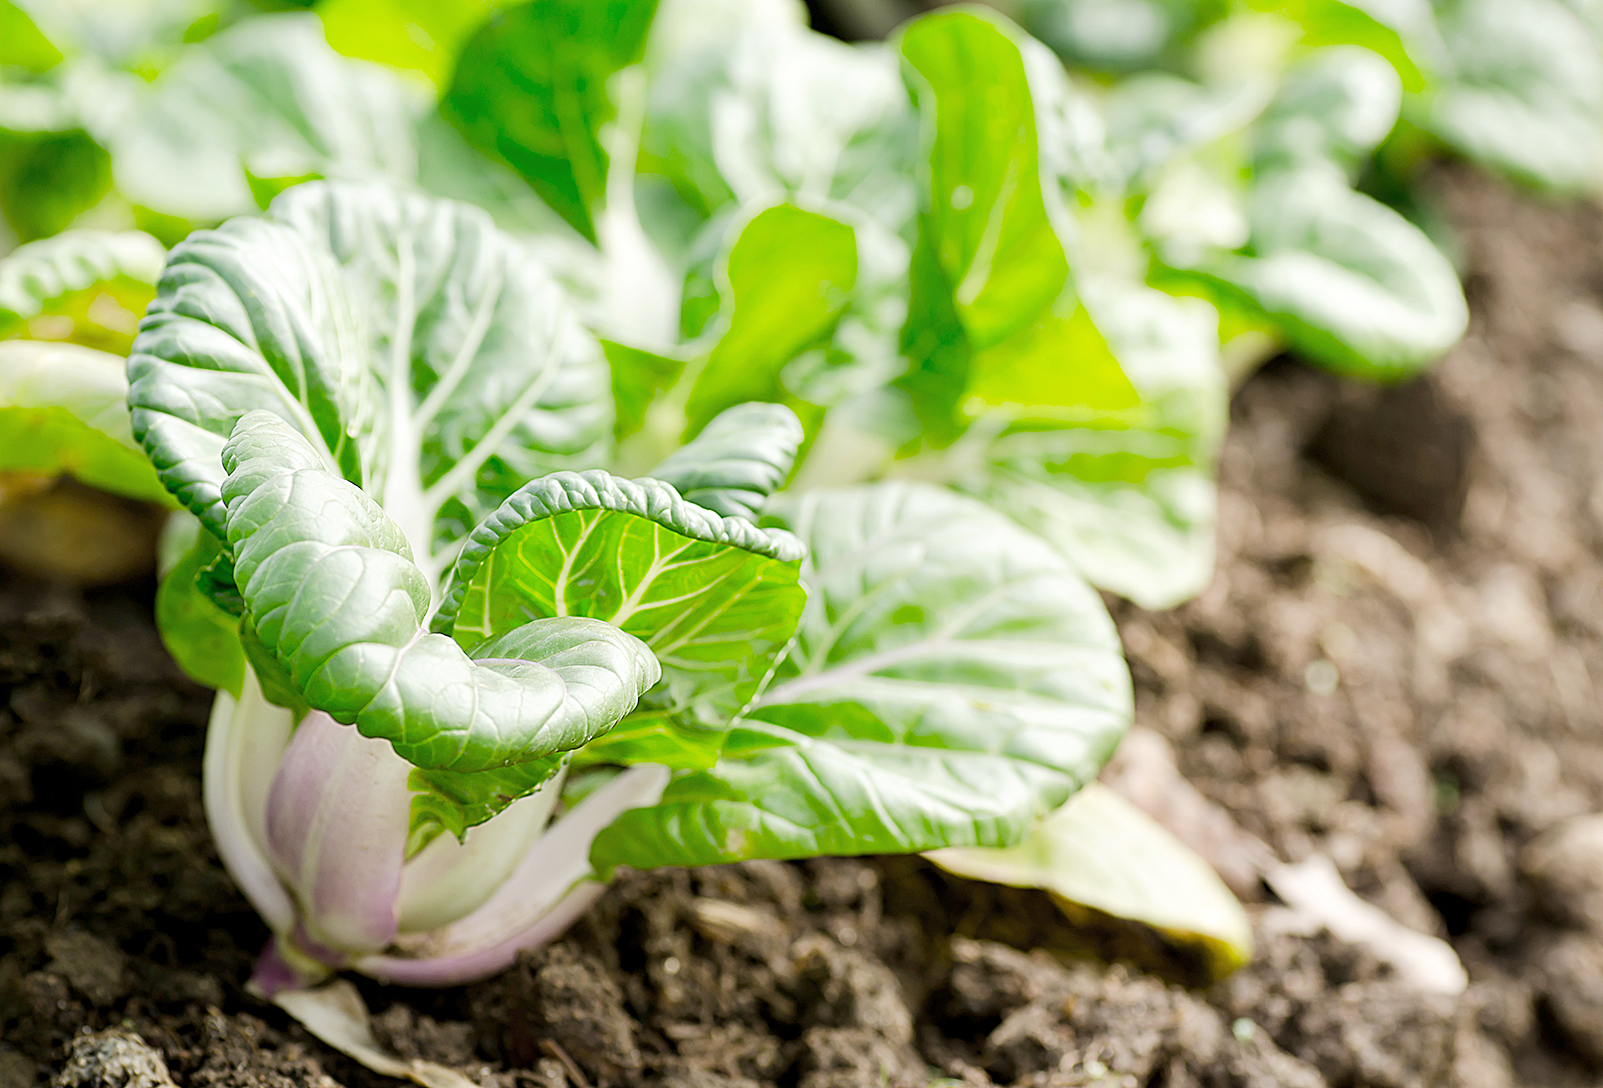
[361,880,608,986]
[203,673,296,935]
[265,710,413,956]
[247,935,332,998]
[356,763,670,986]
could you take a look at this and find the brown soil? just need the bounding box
[5,168,1603,1088]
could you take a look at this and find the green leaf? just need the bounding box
[0,340,170,502]
[927,783,1254,980]
[1418,0,1603,190]
[9,0,228,69]
[959,280,1226,610]
[1179,165,1468,378]
[0,229,165,352]
[317,0,505,89]
[898,10,1069,351]
[1101,73,1268,189]
[647,401,804,521]
[433,468,806,749]
[961,295,1141,421]
[220,410,660,772]
[154,514,246,696]
[0,0,63,72]
[105,13,426,223]
[405,753,564,851]
[0,126,113,244]
[442,0,661,242]
[685,204,858,436]
[889,12,1226,608]
[413,111,582,239]
[127,178,612,572]
[1263,0,1445,93]
[1256,46,1404,173]
[604,338,684,442]
[1018,0,1225,73]
[638,2,917,226]
[589,482,1131,872]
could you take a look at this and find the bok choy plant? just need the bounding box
[2,0,1502,1032]
[0,0,1486,1007]
[122,177,1131,992]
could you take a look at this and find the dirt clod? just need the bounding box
[1536,933,1603,1065]
[54,1031,174,1088]
[1522,815,1603,936]
[507,945,640,1086]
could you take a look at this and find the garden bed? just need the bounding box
[3,166,1602,1088]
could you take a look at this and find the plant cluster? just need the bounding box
[0,0,1562,1009]
[1022,0,1603,192]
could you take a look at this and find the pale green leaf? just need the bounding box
[928,783,1254,980]
[0,228,165,352]
[1018,0,1220,72]
[899,10,1069,350]
[640,1,917,227]
[405,754,565,850]
[0,339,169,502]
[1419,0,1603,190]
[1256,46,1404,173]
[105,14,426,223]
[1188,165,1468,378]
[10,0,222,69]
[0,0,63,72]
[1266,0,1445,92]
[959,280,1226,610]
[648,401,803,521]
[1102,73,1270,188]
[317,0,505,89]
[154,513,246,696]
[605,338,685,442]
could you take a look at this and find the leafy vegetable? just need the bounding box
[1023,0,1603,192]
[899,9,1070,382]
[433,464,806,753]
[317,0,505,89]
[155,511,247,697]
[639,0,918,227]
[682,202,857,436]
[1420,0,1603,190]
[4,0,1521,1031]
[961,280,1225,609]
[646,399,803,520]
[890,10,1227,608]
[115,181,830,993]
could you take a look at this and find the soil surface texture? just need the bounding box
[5,169,1603,1088]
